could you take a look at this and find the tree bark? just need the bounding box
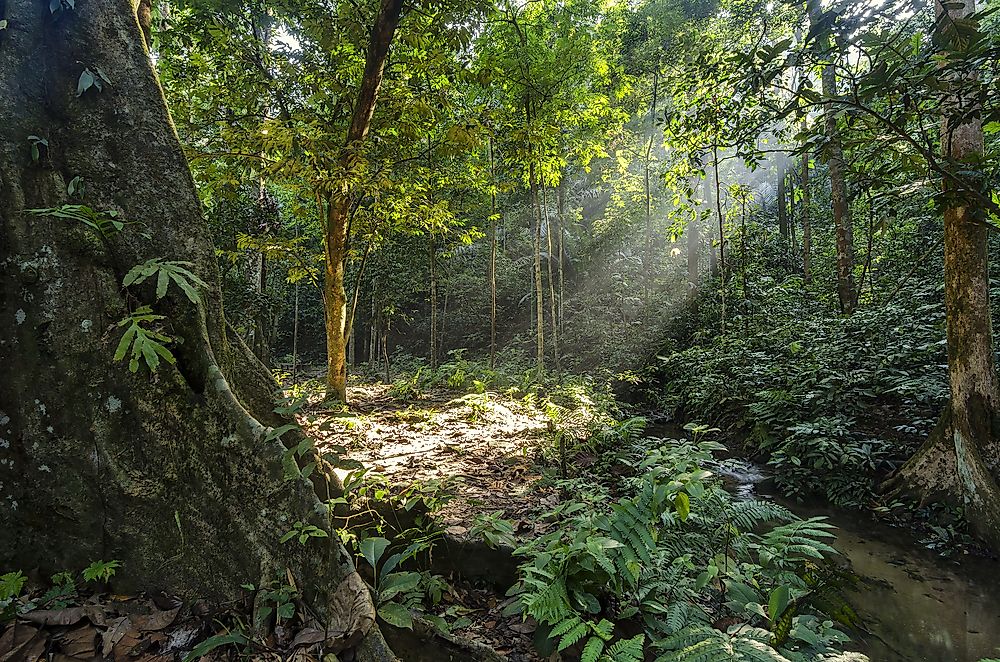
[687,182,700,290]
[801,152,812,283]
[488,137,498,370]
[525,98,544,374]
[643,71,659,305]
[543,185,560,374]
[888,0,1000,551]
[810,0,856,314]
[777,164,789,242]
[0,1,394,657]
[324,0,405,403]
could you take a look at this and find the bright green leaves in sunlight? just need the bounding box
[123,258,208,304]
[25,204,126,236]
[114,306,177,373]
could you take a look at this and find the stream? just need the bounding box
[713,457,1000,662]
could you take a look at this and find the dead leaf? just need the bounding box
[101,616,131,655]
[324,572,375,653]
[57,625,98,658]
[291,627,326,649]
[110,631,143,659]
[0,622,45,662]
[132,607,180,632]
[508,618,536,634]
[23,607,85,626]
[82,605,108,627]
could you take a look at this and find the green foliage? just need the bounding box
[182,631,248,662]
[470,511,515,549]
[123,258,208,304]
[651,283,947,507]
[77,66,112,97]
[82,559,120,583]
[114,306,177,373]
[27,135,47,163]
[656,627,789,662]
[0,571,26,622]
[39,572,77,610]
[279,521,328,545]
[25,204,127,236]
[254,579,297,625]
[506,432,852,660]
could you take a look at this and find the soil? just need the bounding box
[303,380,570,661]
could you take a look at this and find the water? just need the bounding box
[711,456,1000,662]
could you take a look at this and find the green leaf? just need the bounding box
[361,537,390,570]
[77,69,95,96]
[674,492,690,521]
[581,636,604,662]
[379,572,421,601]
[768,585,790,621]
[276,601,294,620]
[182,631,247,662]
[377,602,413,629]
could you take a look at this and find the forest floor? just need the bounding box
[303,381,562,661]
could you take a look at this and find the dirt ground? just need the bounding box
[304,382,563,661]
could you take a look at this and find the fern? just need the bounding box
[657,626,791,662]
[760,518,838,568]
[582,636,606,662]
[114,306,176,373]
[602,634,645,662]
[554,616,588,652]
[25,204,128,236]
[124,258,208,303]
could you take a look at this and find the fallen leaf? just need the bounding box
[133,607,180,632]
[82,605,108,627]
[325,571,375,653]
[57,625,98,658]
[508,621,536,634]
[101,616,131,655]
[23,607,85,626]
[0,622,45,662]
[291,628,326,649]
[111,631,143,659]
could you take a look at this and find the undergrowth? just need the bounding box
[502,430,862,662]
[647,280,947,509]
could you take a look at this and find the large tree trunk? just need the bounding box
[887,0,1000,551]
[0,1,394,658]
[324,0,404,402]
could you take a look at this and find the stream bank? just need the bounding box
[715,457,1000,662]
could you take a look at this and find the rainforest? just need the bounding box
[1,0,999,661]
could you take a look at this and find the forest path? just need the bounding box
[303,383,562,660]
[306,383,562,536]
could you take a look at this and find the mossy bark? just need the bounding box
[0,2,393,657]
[887,0,1000,552]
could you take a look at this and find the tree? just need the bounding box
[324,0,405,402]
[0,1,393,657]
[808,0,856,315]
[891,0,1000,549]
